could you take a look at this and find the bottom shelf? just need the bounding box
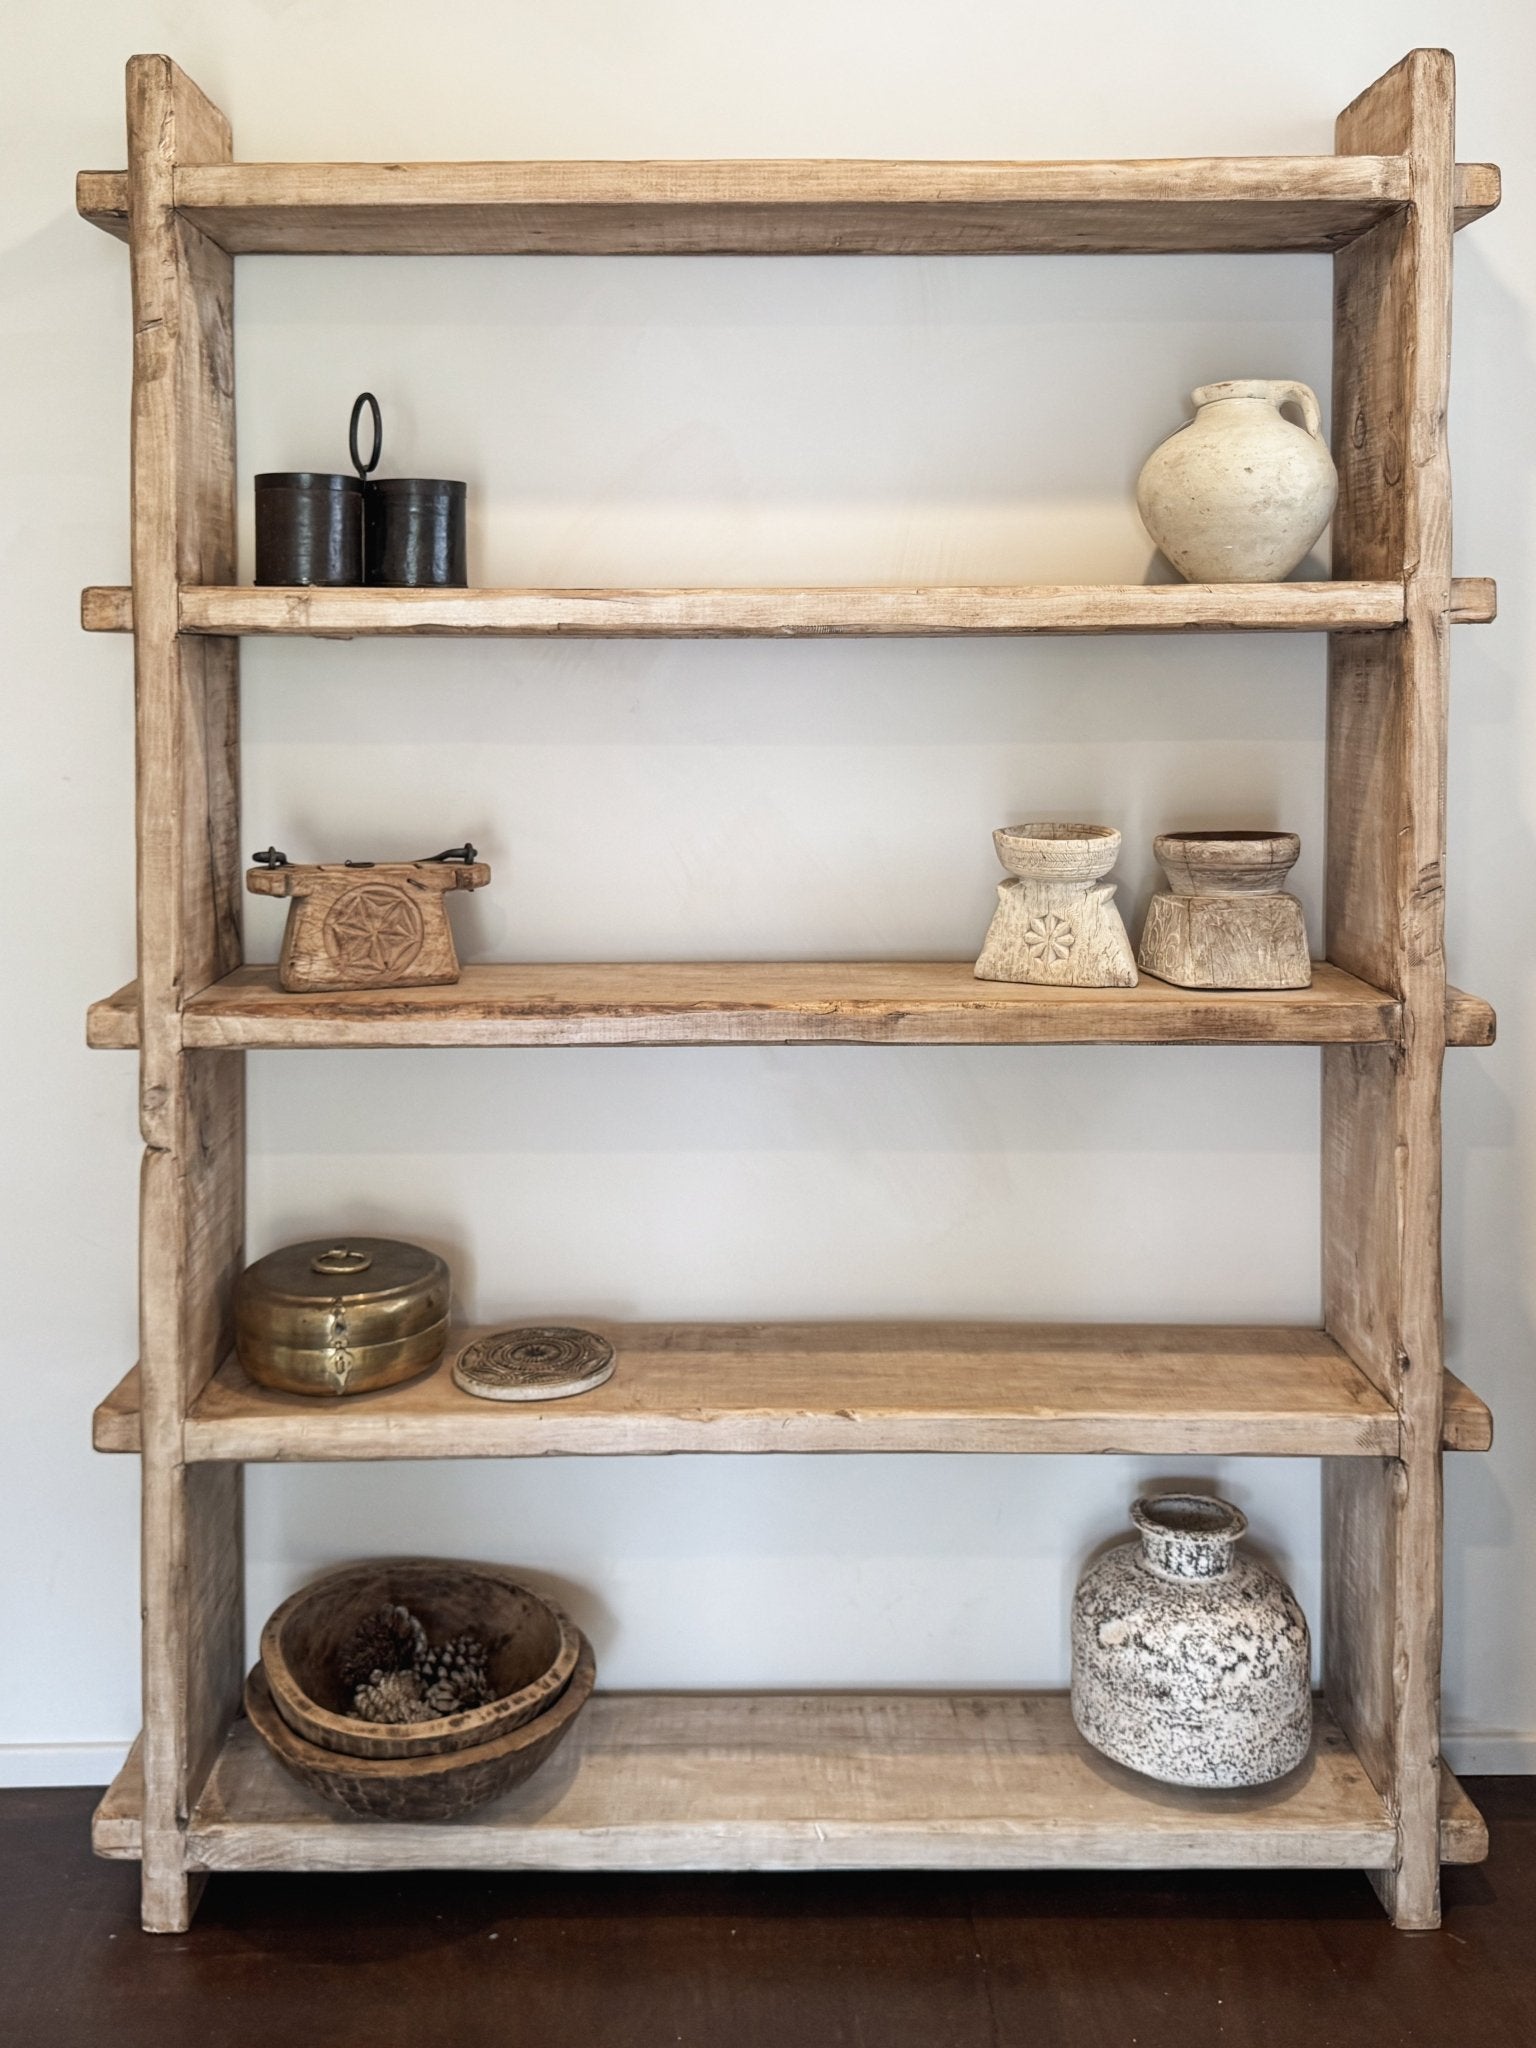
[94,1691,1487,1875]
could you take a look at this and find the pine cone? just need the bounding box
[352,1667,428,1723]
[416,1630,493,1714]
[338,1604,428,1692]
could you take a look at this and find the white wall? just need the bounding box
[2,0,1531,1784]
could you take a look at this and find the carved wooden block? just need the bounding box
[975,825,1137,988]
[248,853,491,993]
[1138,832,1311,990]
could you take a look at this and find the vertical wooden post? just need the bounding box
[1322,48,1455,1930]
[125,54,245,1933]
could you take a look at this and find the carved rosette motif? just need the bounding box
[322,884,426,979]
[1022,912,1076,963]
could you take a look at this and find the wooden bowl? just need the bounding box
[994,823,1120,884]
[1153,830,1300,896]
[260,1558,582,1760]
[244,1633,596,1822]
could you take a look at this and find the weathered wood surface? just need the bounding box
[975,827,1137,989]
[78,578,1501,637]
[1444,986,1497,1045]
[1138,894,1312,989]
[95,1693,1498,1875]
[84,1322,1491,1463]
[83,959,1405,1048]
[249,858,490,993]
[78,48,1497,1930]
[1321,47,1456,1933]
[87,1335,1507,1466]
[85,971,1498,1053]
[125,52,248,1936]
[74,155,1500,255]
[1440,1370,1494,1452]
[83,580,1408,637]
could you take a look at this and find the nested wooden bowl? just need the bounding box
[260,1558,581,1761]
[244,1633,596,1822]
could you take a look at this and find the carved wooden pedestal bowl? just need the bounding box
[1138,831,1311,990]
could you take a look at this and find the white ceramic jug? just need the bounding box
[1136,379,1338,582]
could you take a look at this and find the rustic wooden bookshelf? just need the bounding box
[79,49,1498,1931]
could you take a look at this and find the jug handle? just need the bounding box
[1271,380,1325,443]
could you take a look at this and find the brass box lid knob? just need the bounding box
[311,1246,374,1276]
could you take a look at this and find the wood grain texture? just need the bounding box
[126,52,247,1936]
[76,49,1496,1931]
[1137,892,1312,990]
[1444,985,1496,1045]
[1448,574,1497,623]
[84,1329,1496,1463]
[91,1692,1413,1873]
[79,578,1503,637]
[1439,1370,1493,1453]
[180,580,1418,636]
[84,969,1499,1052]
[87,1320,1394,1461]
[1322,48,1456,1932]
[75,159,1504,250]
[86,1701,1488,1878]
[974,876,1138,988]
[174,959,1401,1047]
[76,169,131,239]
[249,858,490,993]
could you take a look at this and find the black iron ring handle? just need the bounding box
[349,391,382,479]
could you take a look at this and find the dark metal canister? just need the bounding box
[255,472,364,586]
[366,477,468,587]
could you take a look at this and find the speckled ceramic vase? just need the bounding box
[1071,1494,1311,1789]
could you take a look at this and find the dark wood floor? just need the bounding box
[4,1781,1534,2047]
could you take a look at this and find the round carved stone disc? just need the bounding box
[452,1326,615,1403]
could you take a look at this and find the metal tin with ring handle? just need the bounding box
[254,392,467,587]
[349,391,383,483]
[234,1236,451,1398]
[351,389,468,588]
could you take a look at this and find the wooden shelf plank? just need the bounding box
[85,980,137,1048]
[90,1695,1486,1874]
[99,960,1406,1049]
[87,969,1496,1052]
[74,157,1501,256]
[77,577,1501,638]
[1441,1370,1494,1454]
[1445,985,1497,1047]
[75,171,130,241]
[87,1330,1495,1462]
[92,1692,1409,1873]
[142,1322,1411,1460]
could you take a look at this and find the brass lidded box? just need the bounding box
[234,1238,450,1398]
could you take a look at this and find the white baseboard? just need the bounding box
[0,1733,1531,1788]
[0,1742,131,1788]
[1444,1732,1536,1775]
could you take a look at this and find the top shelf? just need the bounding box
[76,157,1501,257]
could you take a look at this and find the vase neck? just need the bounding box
[1132,1494,1246,1581]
